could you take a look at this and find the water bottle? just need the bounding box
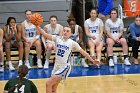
[113,53,117,64]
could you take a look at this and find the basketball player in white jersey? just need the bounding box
[0,28,4,72]
[21,10,42,68]
[84,8,104,64]
[3,17,23,70]
[42,15,63,69]
[105,8,131,66]
[36,26,100,93]
[67,16,89,67]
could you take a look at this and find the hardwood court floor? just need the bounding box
[0,64,140,93]
[0,74,140,93]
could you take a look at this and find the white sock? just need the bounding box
[19,60,22,62]
[37,59,41,62]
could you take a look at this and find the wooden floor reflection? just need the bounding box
[0,74,140,93]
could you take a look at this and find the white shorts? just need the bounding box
[27,38,35,43]
[88,33,104,45]
[52,65,71,80]
[111,33,119,39]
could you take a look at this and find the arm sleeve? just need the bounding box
[102,0,113,15]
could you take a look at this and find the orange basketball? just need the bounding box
[30,13,43,26]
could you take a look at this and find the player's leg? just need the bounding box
[79,41,89,67]
[5,42,15,70]
[52,82,59,93]
[88,40,96,58]
[120,38,131,65]
[33,39,42,68]
[106,38,115,66]
[0,45,4,72]
[46,75,61,93]
[96,41,103,63]
[13,41,23,66]
[24,41,31,68]
[44,43,53,69]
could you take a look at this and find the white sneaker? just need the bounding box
[0,67,4,72]
[109,59,114,67]
[44,60,49,69]
[25,60,31,69]
[18,60,23,66]
[9,61,15,70]
[81,58,89,67]
[124,58,131,66]
[37,60,43,68]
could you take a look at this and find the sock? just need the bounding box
[108,56,113,60]
[37,59,41,62]
[124,55,128,59]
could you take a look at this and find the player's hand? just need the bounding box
[91,35,96,40]
[92,60,101,66]
[116,38,120,43]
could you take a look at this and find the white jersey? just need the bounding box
[84,18,104,44]
[44,24,62,43]
[70,25,79,42]
[84,18,104,35]
[52,36,81,79]
[23,20,37,39]
[44,24,62,36]
[105,18,124,38]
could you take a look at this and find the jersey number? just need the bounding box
[14,85,25,93]
[91,30,96,33]
[57,49,65,57]
[112,30,117,33]
[29,32,34,37]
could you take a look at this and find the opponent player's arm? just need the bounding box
[36,26,56,42]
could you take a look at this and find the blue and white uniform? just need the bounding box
[52,36,81,80]
[105,18,124,39]
[70,25,79,42]
[23,20,37,42]
[84,18,104,44]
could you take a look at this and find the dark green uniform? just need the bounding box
[4,77,38,93]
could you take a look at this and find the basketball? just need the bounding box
[30,13,43,26]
